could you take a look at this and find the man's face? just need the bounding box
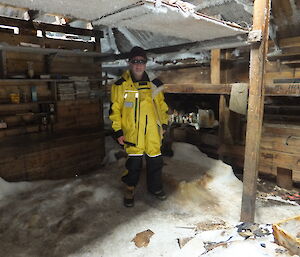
[129,56,147,79]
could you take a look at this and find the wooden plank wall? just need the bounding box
[158,43,300,184]
[0,27,104,181]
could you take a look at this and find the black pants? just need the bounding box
[121,155,163,193]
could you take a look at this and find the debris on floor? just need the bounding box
[132,229,155,248]
[273,215,300,256]
[0,141,299,257]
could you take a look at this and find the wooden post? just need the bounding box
[211,49,225,145]
[211,49,221,85]
[240,0,271,222]
[0,50,7,78]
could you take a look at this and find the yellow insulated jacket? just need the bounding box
[109,70,169,157]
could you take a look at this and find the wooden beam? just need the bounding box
[0,43,109,58]
[96,34,249,63]
[279,36,300,48]
[218,144,300,175]
[164,83,300,96]
[241,0,271,222]
[0,16,103,37]
[268,54,300,62]
[265,83,300,96]
[163,83,231,94]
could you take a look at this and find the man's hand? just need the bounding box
[117,136,125,145]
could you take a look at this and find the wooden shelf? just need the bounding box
[0,78,104,84]
[163,83,300,96]
[0,101,55,107]
[0,43,109,58]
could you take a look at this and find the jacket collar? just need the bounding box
[122,70,150,83]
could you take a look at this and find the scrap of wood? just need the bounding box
[196,220,227,231]
[177,237,194,249]
[131,229,154,248]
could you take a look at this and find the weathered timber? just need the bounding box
[268,54,300,62]
[0,50,7,78]
[95,34,249,63]
[241,0,271,222]
[0,130,105,181]
[279,36,300,48]
[0,16,103,37]
[0,43,108,58]
[265,83,300,96]
[163,83,231,94]
[164,83,300,96]
[261,134,300,154]
[263,123,300,137]
[218,144,300,179]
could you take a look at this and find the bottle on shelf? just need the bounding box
[31,86,37,102]
[27,61,35,79]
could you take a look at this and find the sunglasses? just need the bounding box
[129,59,147,64]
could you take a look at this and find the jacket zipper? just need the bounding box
[145,115,148,135]
[135,92,139,145]
[135,97,138,124]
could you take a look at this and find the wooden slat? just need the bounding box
[0,32,95,50]
[265,83,300,96]
[0,125,39,138]
[0,16,103,37]
[163,82,300,96]
[279,36,300,48]
[158,67,210,85]
[163,83,231,94]
[241,0,271,222]
[218,144,300,176]
[263,123,300,137]
[261,134,300,154]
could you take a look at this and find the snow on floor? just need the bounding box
[0,177,38,202]
[0,141,299,257]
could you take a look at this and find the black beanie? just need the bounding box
[129,46,147,60]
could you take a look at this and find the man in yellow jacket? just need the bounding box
[109,46,169,207]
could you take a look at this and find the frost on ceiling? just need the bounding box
[93,1,248,42]
[0,0,137,21]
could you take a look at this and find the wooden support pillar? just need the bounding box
[240,0,271,222]
[211,49,220,84]
[211,49,225,145]
[0,50,7,78]
[94,32,101,52]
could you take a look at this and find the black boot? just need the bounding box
[124,185,135,207]
[151,189,167,200]
[146,155,165,198]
